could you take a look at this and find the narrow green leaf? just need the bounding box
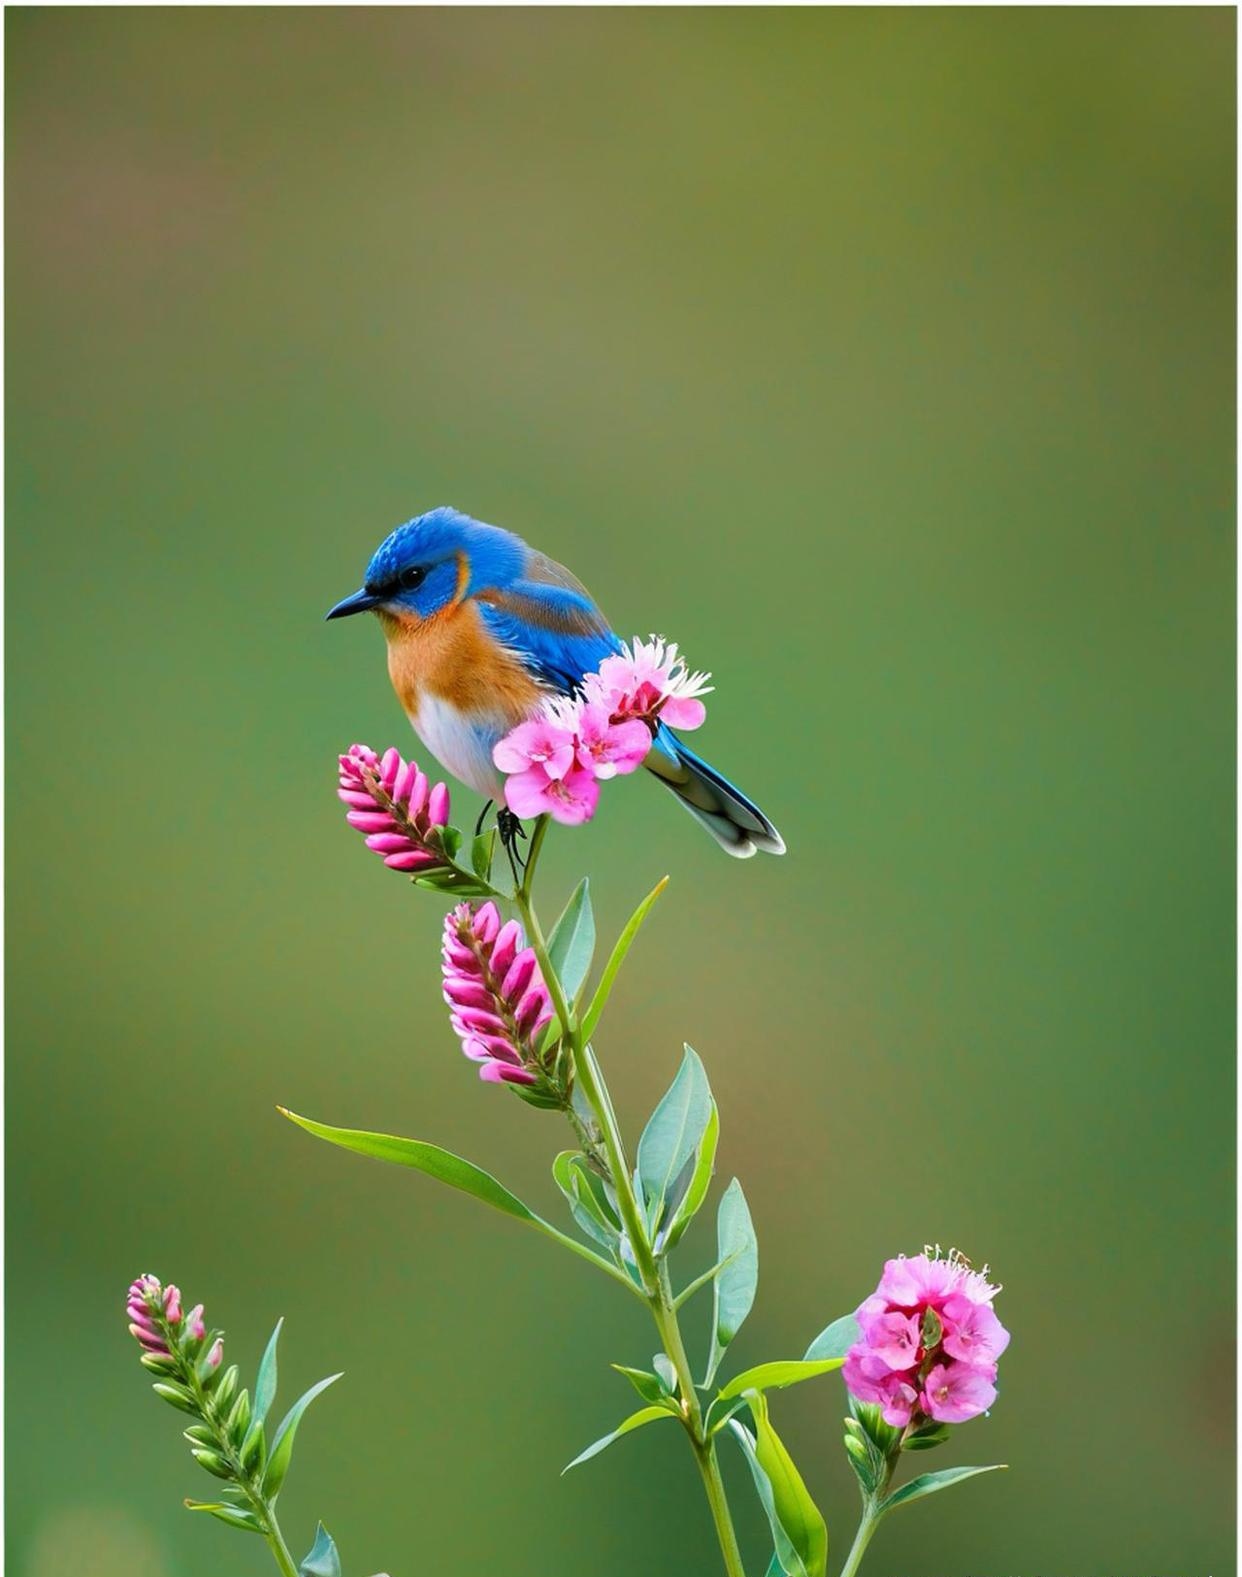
[664,1099,719,1250]
[716,1359,843,1404]
[261,1373,342,1500]
[611,1365,667,1405]
[470,829,497,881]
[562,1404,676,1473]
[637,1046,712,1231]
[803,1314,860,1362]
[706,1178,758,1385]
[185,1501,263,1533]
[580,875,669,1041]
[546,878,595,1006]
[880,1463,1006,1513]
[746,1391,828,1577]
[254,1318,283,1428]
[300,1522,343,1577]
[728,1420,807,1577]
[281,1110,541,1224]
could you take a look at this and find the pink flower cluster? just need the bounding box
[126,1274,220,1370]
[843,1251,1009,1428]
[493,637,713,826]
[442,901,554,1086]
[338,744,451,872]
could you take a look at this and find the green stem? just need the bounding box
[513,824,747,1577]
[837,1502,882,1577]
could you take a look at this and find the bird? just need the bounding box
[326,506,784,858]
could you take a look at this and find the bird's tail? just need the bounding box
[645,731,785,858]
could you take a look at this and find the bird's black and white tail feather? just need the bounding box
[646,735,785,858]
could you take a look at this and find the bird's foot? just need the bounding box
[497,808,528,885]
[474,799,495,838]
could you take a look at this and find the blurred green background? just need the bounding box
[7,8,1235,1575]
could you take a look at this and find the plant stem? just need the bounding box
[261,1519,301,1577]
[837,1502,882,1577]
[513,822,748,1577]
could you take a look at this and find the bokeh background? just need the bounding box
[7,8,1235,1575]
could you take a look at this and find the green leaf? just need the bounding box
[254,1318,283,1428]
[664,1100,719,1250]
[552,1151,619,1250]
[562,1404,676,1473]
[740,1392,828,1577]
[281,1110,544,1223]
[803,1314,860,1362]
[652,1353,678,1395]
[703,1393,748,1436]
[705,1178,757,1385]
[546,878,595,1006]
[880,1464,1006,1513]
[184,1501,263,1533]
[580,875,669,1041]
[728,1419,807,1577]
[470,828,497,881]
[300,1522,342,1577]
[611,1365,667,1405]
[636,1045,712,1232]
[261,1373,342,1500]
[281,1109,642,1294]
[716,1358,843,1404]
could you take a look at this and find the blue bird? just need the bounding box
[326,507,784,857]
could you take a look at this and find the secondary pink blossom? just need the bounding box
[585,636,713,731]
[921,1361,998,1424]
[843,1248,1007,1431]
[503,763,600,824]
[338,743,452,873]
[493,717,577,781]
[442,901,555,1086]
[571,701,651,779]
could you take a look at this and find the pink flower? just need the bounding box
[185,1303,207,1341]
[503,763,600,825]
[842,1248,1007,1435]
[125,1275,213,1366]
[940,1292,1011,1367]
[442,902,555,1087]
[493,717,577,781]
[843,1348,921,1428]
[571,702,651,780]
[921,1361,998,1424]
[876,1252,1000,1310]
[490,635,711,828]
[586,636,712,731]
[338,743,452,873]
[205,1337,224,1372]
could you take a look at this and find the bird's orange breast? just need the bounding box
[380,601,542,726]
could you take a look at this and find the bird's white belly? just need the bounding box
[408,695,510,800]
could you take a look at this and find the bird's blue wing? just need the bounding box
[476,551,622,695]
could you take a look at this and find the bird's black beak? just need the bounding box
[325,587,380,621]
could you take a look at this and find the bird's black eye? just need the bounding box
[398,565,426,592]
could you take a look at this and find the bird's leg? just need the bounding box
[498,808,528,886]
[474,799,494,838]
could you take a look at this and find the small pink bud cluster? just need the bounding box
[493,636,712,826]
[338,744,452,872]
[126,1275,220,1369]
[844,1251,1009,1428]
[442,901,554,1086]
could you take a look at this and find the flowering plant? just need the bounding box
[125,642,1009,1576]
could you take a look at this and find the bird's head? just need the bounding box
[326,507,526,627]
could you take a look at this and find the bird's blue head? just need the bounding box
[326,507,528,625]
